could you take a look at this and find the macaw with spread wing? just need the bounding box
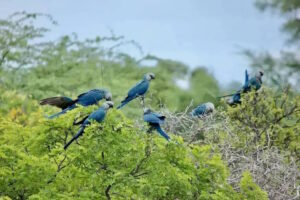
[40,89,112,119]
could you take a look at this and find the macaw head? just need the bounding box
[256,70,264,78]
[104,91,112,101]
[102,101,114,110]
[143,107,152,114]
[144,73,155,81]
[205,102,215,113]
[255,70,264,83]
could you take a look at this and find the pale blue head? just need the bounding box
[102,101,114,110]
[104,90,112,101]
[144,73,155,81]
[255,70,264,83]
[205,102,215,113]
[143,107,152,114]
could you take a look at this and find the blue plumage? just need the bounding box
[40,89,112,118]
[143,108,170,141]
[228,70,263,105]
[64,101,114,150]
[190,102,215,117]
[117,73,155,109]
[48,104,77,119]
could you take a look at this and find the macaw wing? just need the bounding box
[40,96,74,110]
[77,89,104,99]
[153,112,166,121]
[144,113,163,124]
[87,108,106,124]
[77,89,105,106]
[249,77,261,90]
[194,104,206,115]
[128,80,149,97]
[245,69,249,85]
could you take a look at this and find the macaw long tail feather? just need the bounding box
[217,93,236,98]
[117,96,134,109]
[117,102,127,109]
[47,106,74,119]
[48,111,65,119]
[154,124,170,141]
[64,126,85,150]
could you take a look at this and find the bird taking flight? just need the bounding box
[143,108,170,141]
[117,73,155,109]
[40,89,112,119]
[190,102,215,117]
[64,101,114,150]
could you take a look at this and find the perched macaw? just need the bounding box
[143,108,170,141]
[40,89,112,119]
[244,70,264,92]
[190,102,215,117]
[64,101,114,150]
[227,70,264,105]
[117,73,155,109]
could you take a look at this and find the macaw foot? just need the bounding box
[139,96,145,108]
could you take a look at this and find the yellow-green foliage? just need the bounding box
[226,89,300,159]
[0,90,244,200]
[240,172,268,200]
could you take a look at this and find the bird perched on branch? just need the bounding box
[117,73,155,109]
[40,89,112,119]
[228,70,264,105]
[143,108,170,141]
[64,101,114,150]
[218,70,263,105]
[190,102,215,117]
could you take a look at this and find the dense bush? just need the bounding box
[0,90,250,199]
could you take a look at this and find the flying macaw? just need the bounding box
[117,73,155,109]
[228,70,263,105]
[143,108,170,141]
[40,89,112,119]
[64,101,114,150]
[190,102,215,117]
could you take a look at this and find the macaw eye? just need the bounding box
[260,71,264,76]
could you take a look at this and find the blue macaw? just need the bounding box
[228,70,264,105]
[244,70,263,91]
[117,73,155,109]
[64,101,114,150]
[190,102,215,117]
[143,108,170,141]
[40,89,112,119]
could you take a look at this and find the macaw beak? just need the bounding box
[259,71,264,76]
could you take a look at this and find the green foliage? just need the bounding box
[226,89,299,159]
[0,90,243,199]
[239,171,268,200]
[200,88,299,199]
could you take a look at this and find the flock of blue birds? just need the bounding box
[40,70,263,150]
